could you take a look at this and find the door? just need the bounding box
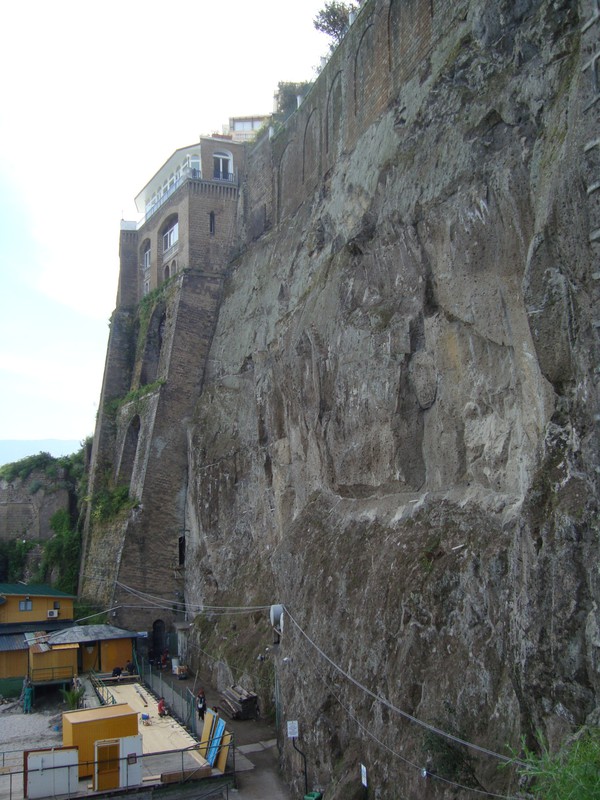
[95,740,120,791]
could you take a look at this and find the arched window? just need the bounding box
[164,264,170,281]
[213,151,233,181]
[160,214,179,254]
[140,240,151,295]
[118,414,140,483]
[141,240,151,271]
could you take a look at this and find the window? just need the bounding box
[163,221,178,252]
[190,154,200,178]
[209,211,215,235]
[213,152,232,181]
[142,244,151,271]
[19,599,32,611]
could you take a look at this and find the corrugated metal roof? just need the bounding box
[0,620,75,636]
[0,633,28,652]
[0,583,76,598]
[31,642,51,654]
[48,624,138,644]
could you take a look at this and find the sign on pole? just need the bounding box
[287,720,299,739]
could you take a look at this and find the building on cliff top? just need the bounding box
[80,130,251,648]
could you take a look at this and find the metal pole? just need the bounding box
[292,737,308,796]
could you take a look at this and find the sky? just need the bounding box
[0,0,330,454]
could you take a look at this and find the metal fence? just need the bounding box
[0,744,235,800]
[136,656,200,737]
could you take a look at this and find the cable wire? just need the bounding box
[300,635,519,799]
[283,605,525,768]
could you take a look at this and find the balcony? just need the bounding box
[163,241,179,263]
[139,167,238,228]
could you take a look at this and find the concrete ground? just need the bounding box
[148,666,293,800]
[0,673,296,800]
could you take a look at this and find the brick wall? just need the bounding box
[244,0,466,230]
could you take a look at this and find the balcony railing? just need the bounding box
[139,167,238,228]
[163,241,179,263]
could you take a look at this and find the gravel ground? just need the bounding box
[0,707,63,753]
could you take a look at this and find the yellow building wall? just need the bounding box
[100,639,133,673]
[63,704,138,778]
[0,650,28,679]
[30,646,77,683]
[0,594,74,625]
[82,642,101,673]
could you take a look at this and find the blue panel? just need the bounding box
[207,717,226,766]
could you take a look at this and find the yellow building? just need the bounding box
[0,584,137,696]
[63,703,139,778]
[0,583,76,695]
[0,583,75,625]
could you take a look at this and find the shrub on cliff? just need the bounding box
[35,508,81,594]
[514,729,600,799]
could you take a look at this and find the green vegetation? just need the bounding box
[274,81,314,121]
[313,1,358,46]
[35,508,81,594]
[105,379,165,419]
[0,539,36,582]
[60,686,85,710]
[512,729,600,799]
[0,442,89,498]
[0,441,91,588]
[0,452,57,482]
[90,484,136,523]
[74,600,108,625]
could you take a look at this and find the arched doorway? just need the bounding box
[152,619,166,662]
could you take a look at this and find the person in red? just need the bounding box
[157,697,168,717]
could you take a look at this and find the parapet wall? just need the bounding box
[244,0,463,234]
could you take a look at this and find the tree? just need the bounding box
[275,81,313,121]
[313,2,358,45]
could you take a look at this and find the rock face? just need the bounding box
[185,1,598,797]
[84,0,599,796]
[0,470,70,544]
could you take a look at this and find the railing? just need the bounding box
[163,241,179,263]
[212,171,235,182]
[89,669,117,705]
[0,743,236,800]
[138,655,200,736]
[30,665,74,683]
[139,168,238,228]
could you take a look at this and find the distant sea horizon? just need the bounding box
[0,439,82,467]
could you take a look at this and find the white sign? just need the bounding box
[287,720,299,738]
[361,763,368,787]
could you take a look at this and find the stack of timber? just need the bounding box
[219,685,259,720]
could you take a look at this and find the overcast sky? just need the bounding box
[0,0,329,455]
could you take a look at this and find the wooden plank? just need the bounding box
[198,710,216,758]
[215,730,233,773]
[160,765,212,783]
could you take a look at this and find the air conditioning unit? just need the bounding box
[47,610,59,619]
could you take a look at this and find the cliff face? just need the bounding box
[81,0,599,796]
[182,0,599,796]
